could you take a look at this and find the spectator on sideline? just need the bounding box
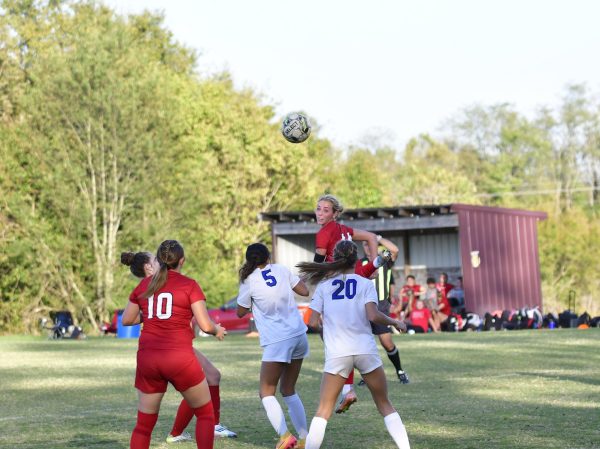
[398,275,425,315]
[406,298,436,333]
[447,277,465,315]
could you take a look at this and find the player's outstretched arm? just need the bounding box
[237,304,250,318]
[353,229,378,262]
[121,301,141,326]
[293,279,309,296]
[308,310,322,333]
[366,302,406,332]
[378,236,399,261]
[191,301,226,340]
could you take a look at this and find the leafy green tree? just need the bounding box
[1,1,197,330]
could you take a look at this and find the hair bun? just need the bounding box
[120,252,135,266]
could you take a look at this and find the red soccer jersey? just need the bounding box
[401,284,422,307]
[436,282,454,300]
[129,270,206,351]
[437,296,451,316]
[315,221,354,263]
[409,307,431,332]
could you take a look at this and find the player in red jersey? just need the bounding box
[122,240,226,449]
[121,251,237,443]
[312,194,384,413]
[433,273,454,329]
[314,194,378,264]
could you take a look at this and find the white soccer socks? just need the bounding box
[261,396,288,436]
[283,393,308,439]
[305,412,409,449]
[305,416,328,449]
[384,412,411,449]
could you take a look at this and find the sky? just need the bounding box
[105,0,600,149]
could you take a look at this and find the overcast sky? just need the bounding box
[105,0,600,149]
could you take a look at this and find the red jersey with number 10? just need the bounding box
[316,221,354,263]
[129,270,206,352]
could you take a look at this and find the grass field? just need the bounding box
[1,330,599,449]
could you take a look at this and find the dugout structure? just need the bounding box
[261,203,547,316]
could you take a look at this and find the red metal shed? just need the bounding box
[451,204,547,316]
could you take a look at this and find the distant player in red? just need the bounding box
[122,240,226,449]
[120,251,237,443]
[433,272,454,329]
[313,194,384,413]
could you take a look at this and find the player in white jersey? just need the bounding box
[237,243,310,449]
[297,240,411,449]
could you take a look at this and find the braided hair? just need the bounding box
[141,240,184,298]
[239,243,270,282]
[297,239,358,284]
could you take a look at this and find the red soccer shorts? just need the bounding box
[135,349,206,394]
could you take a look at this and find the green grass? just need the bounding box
[1,330,599,449]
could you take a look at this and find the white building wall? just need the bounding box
[409,233,460,268]
[275,235,314,274]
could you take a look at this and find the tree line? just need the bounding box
[1,1,598,333]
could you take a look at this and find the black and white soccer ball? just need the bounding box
[281,112,311,143]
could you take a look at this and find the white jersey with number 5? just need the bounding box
[237,263,307,347]
[310,273,379,359]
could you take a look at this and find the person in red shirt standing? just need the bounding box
[313,194,383,413]
[433,273,454,330]
[120,251,237,443]
[122,240,226,449]
[398,275,425,315]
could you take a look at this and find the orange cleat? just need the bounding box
[335,390,358,414]
[276,431,297,449]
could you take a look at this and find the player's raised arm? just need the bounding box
[352,228,379,262]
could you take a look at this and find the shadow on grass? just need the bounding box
[515,370,600,387]
[64,434,127,449]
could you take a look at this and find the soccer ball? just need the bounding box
[281,112,311,143]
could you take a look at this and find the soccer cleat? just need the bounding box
[335,390,358,414]
[374,250,393,268]
[214,423,237,438]
[276,431,297,449]
[380,249,393,264]
[397,370,410,384]
[166,431,193,443]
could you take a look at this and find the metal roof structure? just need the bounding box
[261,204,458,235]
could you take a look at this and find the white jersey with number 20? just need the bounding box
[310,273,379,360]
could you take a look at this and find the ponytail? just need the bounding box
[141,240,184,298]
[239,243,270,282]
[297,240,358,284]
